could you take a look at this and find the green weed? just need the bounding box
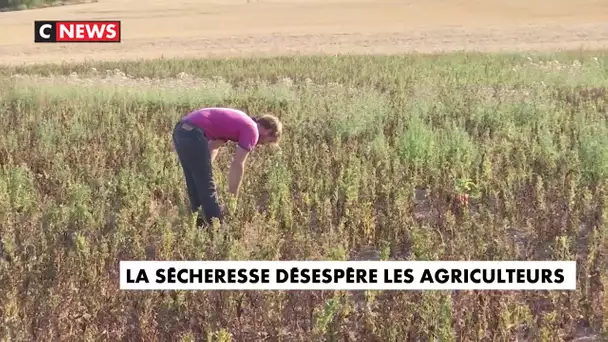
[0,52,606,341]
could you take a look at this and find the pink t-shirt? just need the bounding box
[182,107,259,151]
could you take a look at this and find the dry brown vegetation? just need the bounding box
[1,0,608,65]
[1,1,608,341]
[1,53,606,342]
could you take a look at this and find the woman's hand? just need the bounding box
[219,195,237,217]
[226,194,238,214]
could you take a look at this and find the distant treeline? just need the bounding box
[0,0,91,11]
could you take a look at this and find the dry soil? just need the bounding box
[1,0,608,65]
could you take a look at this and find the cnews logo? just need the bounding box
[34,21,121,43]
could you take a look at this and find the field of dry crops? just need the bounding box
[2,0,608,64]
[1,0,608,341]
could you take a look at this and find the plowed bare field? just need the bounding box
[1,0,608,65]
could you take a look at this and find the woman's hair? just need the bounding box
[254,114,283,140]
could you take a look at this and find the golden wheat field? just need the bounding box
[1,0,608,64]
[1,0,608,341]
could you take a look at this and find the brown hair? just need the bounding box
[255,114,283,141]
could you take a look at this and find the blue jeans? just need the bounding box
[172,120,223,225]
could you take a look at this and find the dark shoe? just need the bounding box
[196,215,208,228]
[195,210,224,229]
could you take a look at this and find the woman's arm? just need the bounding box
[208,140,225,163]
[228,146,250,196]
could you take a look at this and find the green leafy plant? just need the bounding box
[0,52,606,342]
